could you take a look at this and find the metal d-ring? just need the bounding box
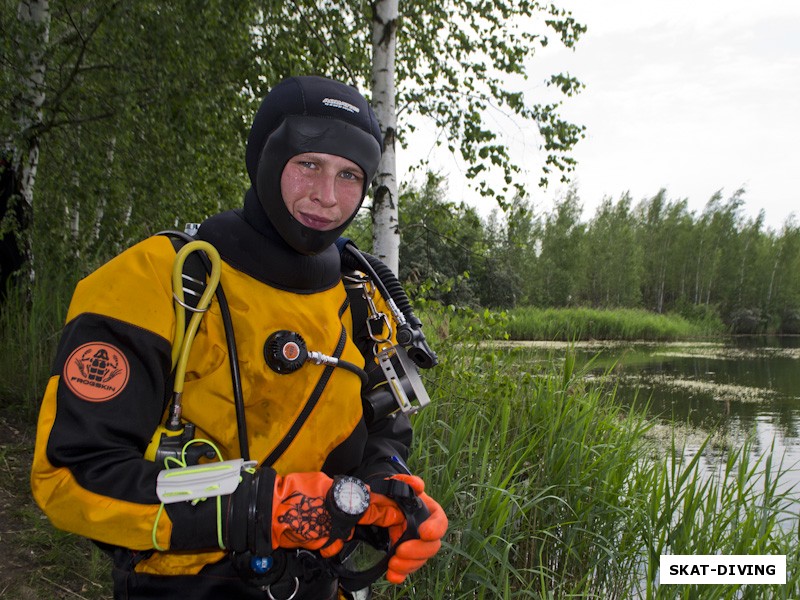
[267,576,299,600]
[172,292,210,312]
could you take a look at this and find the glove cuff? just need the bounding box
[226,466,276,554]
[255,466,276,555]
[165,497,227,550]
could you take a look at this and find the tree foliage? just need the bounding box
[533,189,586,307]
[396,0,586,200]
[2,0,586,285]
[2,0,266,277]
[8,0,789,334]
[584,195,641,307]
[395,175,800,333]
[397,172,484,306]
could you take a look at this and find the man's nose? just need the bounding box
[311,173,337,207]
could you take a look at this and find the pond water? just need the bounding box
[498,337,800,493]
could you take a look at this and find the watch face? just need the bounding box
[333,477,370,516]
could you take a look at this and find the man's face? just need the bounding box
[280,152,365,231]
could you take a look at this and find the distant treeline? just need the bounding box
[351,173,800,334]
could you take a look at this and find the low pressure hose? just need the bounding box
[168,241,221,429]
[307,351,370,388]
[160,230,251,461]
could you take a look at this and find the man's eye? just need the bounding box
[340,171,361,181]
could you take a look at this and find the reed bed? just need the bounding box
[373,310,800,598]
[2,289,797,598]
[506,306,726,342]
[0,267,73,419]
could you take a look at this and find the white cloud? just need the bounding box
[537,0,800,228]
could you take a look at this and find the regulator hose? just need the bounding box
[171,241,221,377]
[160,230,251,462]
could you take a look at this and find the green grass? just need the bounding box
[373,308,800,598]
[505,306,727,341]
[0,418,114,599]
[0,268,75,419]
[2,287,796,598]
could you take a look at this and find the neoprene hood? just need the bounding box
[246,76,384,255]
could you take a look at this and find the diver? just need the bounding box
[31,75,447,599]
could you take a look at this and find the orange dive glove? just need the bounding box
[270,472,348,557]
[353,473,448,585]
[383,474,448,584]
[227,469,373,558]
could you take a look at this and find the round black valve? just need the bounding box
[264,330,308,374]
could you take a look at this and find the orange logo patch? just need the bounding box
[63,342,130,402]
[282,341,301,361]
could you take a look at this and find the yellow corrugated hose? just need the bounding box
[145,240,222,462]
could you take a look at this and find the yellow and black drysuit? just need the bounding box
[30,194,414,598]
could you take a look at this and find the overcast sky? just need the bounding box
[397,0,799,231]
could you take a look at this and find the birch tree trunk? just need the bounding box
[12,0,50,277]
[93,136,116,243]
[370,0,400,274]
[14,0,49,207]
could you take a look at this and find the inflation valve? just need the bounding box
[264,330,308,374]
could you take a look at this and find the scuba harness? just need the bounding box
[145,228,438,591]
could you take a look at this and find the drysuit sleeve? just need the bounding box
[356,411,414,480]
[30,236,219,551]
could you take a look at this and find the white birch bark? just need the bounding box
[68,201,80,243]
[93,136,116,242]
[370,0,400,274]
[67,126,81,255]
[14,0,50,212]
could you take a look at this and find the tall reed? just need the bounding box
[374,309,800,598]
[636,436,800,599]
[0,268,75,418]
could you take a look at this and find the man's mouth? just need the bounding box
[297,211,335,230]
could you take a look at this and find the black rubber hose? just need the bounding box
[336,358,370,388]
[214,283,250,461]
[340,244,413,322]
[339,242,438,369]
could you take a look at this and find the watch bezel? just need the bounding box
[331,475,370,517]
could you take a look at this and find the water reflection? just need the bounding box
[498,336,800,492]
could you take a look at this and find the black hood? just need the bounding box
[245,76,383,255]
